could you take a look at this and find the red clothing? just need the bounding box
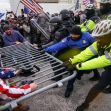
[0,79,31,99]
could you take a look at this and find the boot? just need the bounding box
[65,85,73,98]
[89,69,100,81]
[19,69,34,77]
[76,103,89,111]
[65,71,76,98]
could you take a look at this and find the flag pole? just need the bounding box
[15,0,21,16]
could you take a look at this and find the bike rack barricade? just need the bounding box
[0,42,76,111]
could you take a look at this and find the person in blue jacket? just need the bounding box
[45,25,100,97]
[3,24,25,46]
[45,26,94,54]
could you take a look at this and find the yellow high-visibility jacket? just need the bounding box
[69,42,111,70]
[80,20,96,32]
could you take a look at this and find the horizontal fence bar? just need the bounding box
[0,71,77,111]
[10,63,63,85]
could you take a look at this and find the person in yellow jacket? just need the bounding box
[79,4,100,33]
[64,20,111,111]
[80,19,96,33]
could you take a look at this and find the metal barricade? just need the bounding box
[0,42,76,110]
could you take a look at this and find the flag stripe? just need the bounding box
[20,0,43,14]
[32,0,43,11]
[83,0,90,6]
[21,0,38,14]
[32,0,43,14]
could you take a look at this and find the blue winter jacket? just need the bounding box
[45,32,95,53]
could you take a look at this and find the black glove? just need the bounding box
[19,69,34,77]
[62,61,71,67]
[63,62,85,80]
[62,61,77,71]
[75,63,91,80]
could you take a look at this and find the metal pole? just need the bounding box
[15,0,21,16]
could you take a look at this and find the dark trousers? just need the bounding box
[66,69,99,89]
[84,66,111,104]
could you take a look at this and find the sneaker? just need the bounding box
[19,69,34,77]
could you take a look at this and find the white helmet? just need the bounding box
[86,4,94,10]
[92,20,111,37]
[100,0,111,3]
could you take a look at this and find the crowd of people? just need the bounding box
[0,0,111,111]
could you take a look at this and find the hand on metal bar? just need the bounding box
[62,61,83,80]
[15,41,21,45]
[62,61,77,72]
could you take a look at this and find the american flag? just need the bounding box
[83,0,91,7]
[20,0,44,15]
[83,0,97,7]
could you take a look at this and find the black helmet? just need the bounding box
[37,13,49,26]
[60,9,70,20]
[85,4,95,19]
[49,17,62,32]
[38,13,49,20]
[49,17,62,25]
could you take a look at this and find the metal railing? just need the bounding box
[0,42,76,110]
